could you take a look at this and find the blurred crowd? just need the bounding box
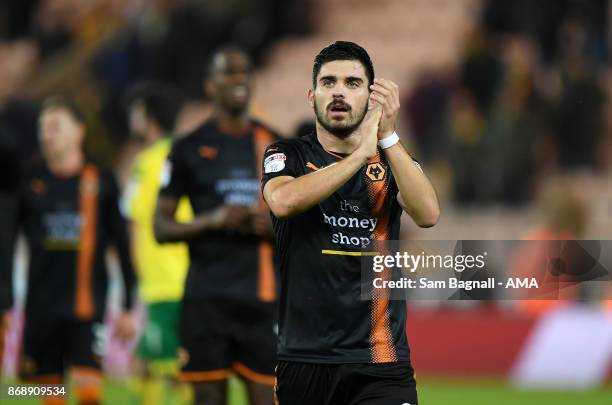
[404,0,612,206]
[0,0,312,175]
[2,0,611,209]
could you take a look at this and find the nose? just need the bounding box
[40,128,51,141]
[228,71,250,84]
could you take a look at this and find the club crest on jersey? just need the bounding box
[264,152,286,173]
[199,145,218,159]
[31,179,47,195]
[366,162,386,181]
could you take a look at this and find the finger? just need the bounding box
[370,89,394,109]
[229,207,251,221]
[374,78,398,93]
[371,88,400,113]
[373,79,400,102]
[372,90,393,104]
[370,84,392,98]
[369,93,389,109]
[371,87,398,109]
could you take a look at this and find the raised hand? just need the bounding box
[369,78,400,139]
[356,99,383,161]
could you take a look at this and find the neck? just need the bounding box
[216,109,251,135]
[315,121,361,154]
[144,128,163,147]
[47,149,84,177]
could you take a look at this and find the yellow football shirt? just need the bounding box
[123,137,192,303]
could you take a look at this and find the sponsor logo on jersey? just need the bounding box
[264,153,287,173]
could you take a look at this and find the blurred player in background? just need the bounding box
[0,126,20,377]
[122,82,192,404]
[12,97,136,405]
[262,41,440,404]
[155,46,278,405]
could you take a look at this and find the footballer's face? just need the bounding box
[206,50,253,116]
[128,100,147,140]
[309,60,370,138]
[39,107,84,161]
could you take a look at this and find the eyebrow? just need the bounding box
[319,75,364,83]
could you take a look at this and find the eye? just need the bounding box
[347,80,360,88]
[322,78,334,87]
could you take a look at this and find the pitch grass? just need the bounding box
[2,377,611,404]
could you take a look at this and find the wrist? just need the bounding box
[351,147,373,165]
[378,132,400,149]
[196,214,216,232]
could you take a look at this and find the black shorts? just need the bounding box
[20,316,102,379]
[179,298,277,385]
[275,361,418,405]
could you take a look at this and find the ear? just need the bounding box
[204,80,215,99]
[76,122,86,144]
[145,118,157,135]
[307,88,314,108]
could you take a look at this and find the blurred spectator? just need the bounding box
[460,30,504,114]
[0,0,39,40]
[510,177,588,315]
[0,41,40,158]
[543,17,605,169]
[0,124,20,315]
[482,0,608,64]
[478,36,542,204]
[437,6,610,205]
[403,71,452,164]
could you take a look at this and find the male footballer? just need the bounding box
[262,41,439,404]
[155,46,278,405]
[12,97,136,405]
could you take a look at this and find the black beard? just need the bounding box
[314,99,367,139]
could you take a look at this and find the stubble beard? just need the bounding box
[313,99,368,139]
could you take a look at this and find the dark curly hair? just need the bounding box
[123,82,183,132]
[312,41,375,88]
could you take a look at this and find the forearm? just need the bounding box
[384,143,440,227]
[0,192,17,310]
[266,152,368,219]
[109,213,136,310]
[115,235,136,310]
[154,210,217,243]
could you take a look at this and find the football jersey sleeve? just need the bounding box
[159,142,189,199]
[104,172,137,310]
[261,141,302,191]
[120,158,143,221]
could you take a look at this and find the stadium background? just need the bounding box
[1,0,612,403]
